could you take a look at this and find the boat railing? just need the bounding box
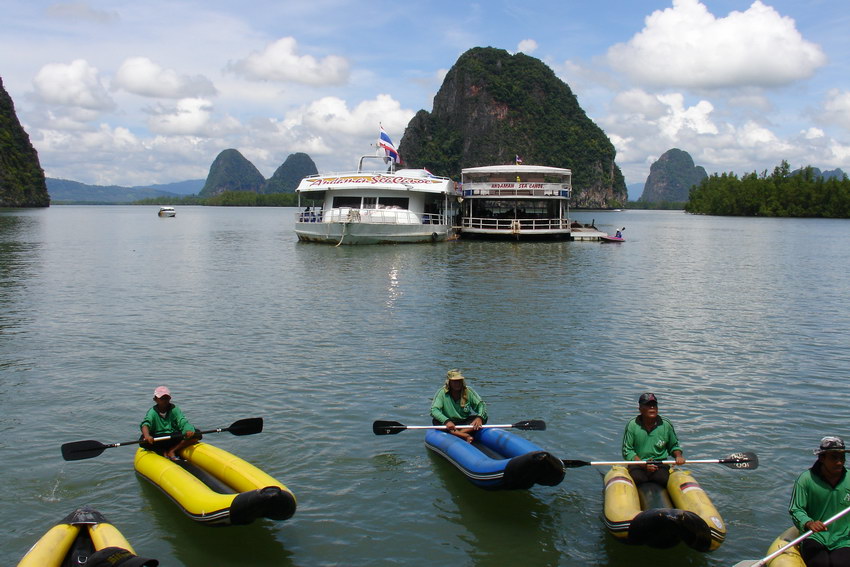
[296,209,447,226]
[461,217,571,231]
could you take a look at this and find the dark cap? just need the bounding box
[814,436,847,455]
[87,547,159,567]
[638,393,658,406]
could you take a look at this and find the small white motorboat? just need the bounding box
[157,207,176,218]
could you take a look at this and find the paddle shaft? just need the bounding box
[400,423,521,431]
[61,417,263,461]
[736,505,850,567]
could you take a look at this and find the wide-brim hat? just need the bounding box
[446,369,465,381]
[814,436,848,454]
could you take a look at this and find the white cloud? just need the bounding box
[517,39,538,55]
[607,0,826,89]
[227,37,350,86]
[296,94,414,137]
[32,59,114,111]
[820,89,850,131]
[114,57,217,99]
[146,98,216,136]
[46,2,119,24]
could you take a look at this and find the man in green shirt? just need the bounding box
[621,392,685,486]
[789,436,850,567]
[140,386,200,460]
[430,369,488,443]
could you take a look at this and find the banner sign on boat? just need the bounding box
[487,182,545,190]
[306,175,443,187]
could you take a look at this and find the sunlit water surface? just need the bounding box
[2,206,849,566]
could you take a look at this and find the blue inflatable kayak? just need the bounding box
[424,427,565,490]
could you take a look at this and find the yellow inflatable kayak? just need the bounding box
[760,527,805,566]
[18,506,157,567]
[603,465,726,551]
[134,442,296,525]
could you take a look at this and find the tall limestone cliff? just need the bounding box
[640,148,707,203]
[397,47,626,208]
[265,152,318,193]
[0,76,50,207]
[199,149,265,197]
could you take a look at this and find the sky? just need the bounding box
[2,0,849,197]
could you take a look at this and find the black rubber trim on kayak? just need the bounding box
[230,486,297,525]
[502,451,566,490]
[627,508,713,551]
[62,506,108,525]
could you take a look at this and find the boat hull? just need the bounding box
[18,507,150,567]
[424,427,565,490]
[764,527,805,566]
[603,465,725,551]
[295,221,452,244]
[134,442,296,526]
[458,228,572,241]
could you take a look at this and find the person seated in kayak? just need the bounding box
[621,392,685,486]
[615,229,622,238]
[140,386,201,460]
[788,436,850,567]
[430,369,488,443]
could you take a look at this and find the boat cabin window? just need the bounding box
[333,196,362,208]
[362,197,377,209]
[378,197,409,209]
[469,199,561,219]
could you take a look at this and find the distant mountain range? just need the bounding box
[46,178,205,204]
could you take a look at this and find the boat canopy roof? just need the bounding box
[462,164,571,177]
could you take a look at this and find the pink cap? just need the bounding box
[153,386,171,399]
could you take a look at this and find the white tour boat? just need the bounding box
[459,164,601,240]
[294,156,459,245]
[157,206,176,217]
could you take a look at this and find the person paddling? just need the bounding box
[430,369,488,443]
[622,392,685,486]
[140,386,201,460]
[788,436,850,567]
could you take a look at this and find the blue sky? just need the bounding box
[2,0,849,197]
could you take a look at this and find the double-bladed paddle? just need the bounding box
[60,417,264,461]
[732,505,850,567]
[372,419,546,436]
[561,451,758,470]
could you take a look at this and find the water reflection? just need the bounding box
[136,478,294,567]
[428,452,562,566]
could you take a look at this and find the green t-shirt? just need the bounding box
[789,463,850,550]
[621,415,682,461]
[140,404,195,437]
[430,386,488,425]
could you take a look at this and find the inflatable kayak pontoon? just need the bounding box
[603,465,725,551]
[134,442,296,525]
[424,427,564,490]
[18,506,157,567]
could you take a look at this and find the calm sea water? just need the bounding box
[2,205,850,567]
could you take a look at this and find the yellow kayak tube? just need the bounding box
[603,465,726,551]
[134,442,296,525]
[18,506,157,567]
[761,527,805,567]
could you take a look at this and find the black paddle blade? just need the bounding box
[373,420,405,435]
[513,420,546,431]
[61,440,108,461]
[226,417,263,436]
[720,451,758,470]
[561,459,592,468]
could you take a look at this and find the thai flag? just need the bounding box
[379,125,401,164]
